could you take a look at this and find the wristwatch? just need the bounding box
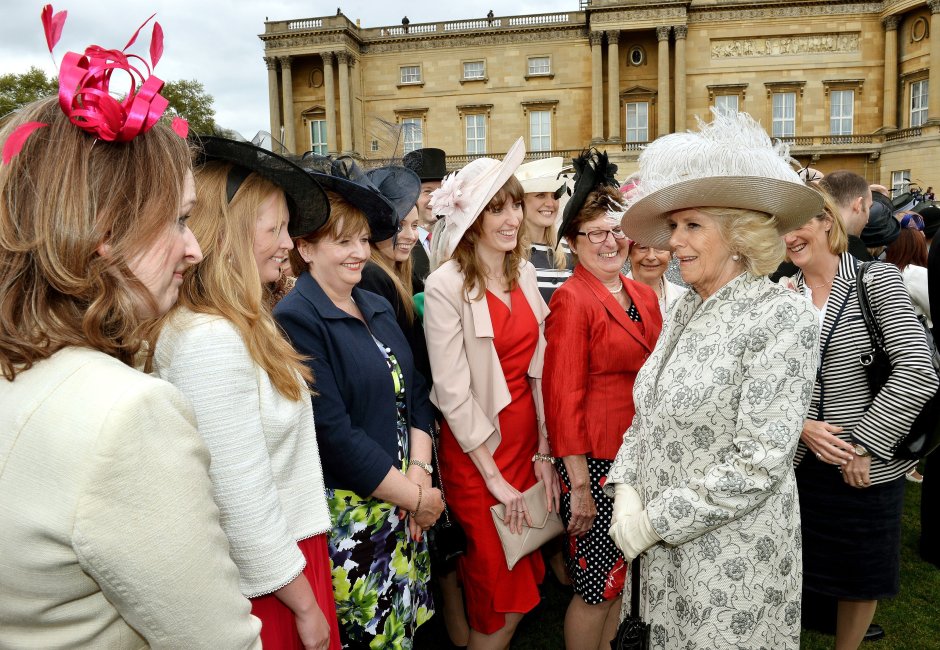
[853,443,871,457]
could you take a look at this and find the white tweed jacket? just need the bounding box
[154,309,332,598]
[0,347,261,649]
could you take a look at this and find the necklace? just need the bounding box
[805,277,833,290]
[604,281,623,294]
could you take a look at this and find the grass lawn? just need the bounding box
[415,481,940,649]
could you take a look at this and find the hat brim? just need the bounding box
[365,166,422,241]
[195,136,330,240]
[442,138,527,259]
[521,178,567,194]
[307,173,398,242]
[621,176,824,249]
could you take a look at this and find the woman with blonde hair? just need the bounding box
[275,156,442,648]
[152,137,340,650]
[424,138,560,649]
[0,9,259,646]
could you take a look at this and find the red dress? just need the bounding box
[439,287,545,634]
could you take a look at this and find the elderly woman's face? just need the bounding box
[783,213,834,270]
[572,214,629,281]
[302,221,371,295]
[628,243,671,287]
[668,209,742,299]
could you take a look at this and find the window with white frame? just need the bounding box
[911,80,929,127]
[714,94,739,117]
[310,119,327,155]
[466,114,486,154]
[830,90,854,136]
[400,65,421,84]
[402,118,422,153]
[463,61,485,80]
[529,110,551,152]
[625,102,649,143]
[527,56,551,76]
[892,170,911,197]
[771,92,796,138]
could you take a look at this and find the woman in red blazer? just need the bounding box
[544,153,662,650]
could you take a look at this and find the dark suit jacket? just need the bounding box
[543,265,663,459]
[273,271,435,495]
[411,244,430,292]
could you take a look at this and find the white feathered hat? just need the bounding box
[621,110,823,249]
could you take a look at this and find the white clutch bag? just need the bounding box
[490,480,564,570]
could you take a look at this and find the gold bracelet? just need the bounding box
[409,458,433,475]
[411,484,423,517]
[532,453,554,463]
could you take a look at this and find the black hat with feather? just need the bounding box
[556,149,620,247]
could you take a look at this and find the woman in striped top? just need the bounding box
[783,195,938,649]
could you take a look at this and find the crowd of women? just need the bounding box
[2,9,937,650]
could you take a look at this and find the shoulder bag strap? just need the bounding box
[856,260,887,356]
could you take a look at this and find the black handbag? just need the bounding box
[424,427,467,569]
[856,261,940,460]
[610,558,649,650]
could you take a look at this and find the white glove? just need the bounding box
[611,482,643,527]
[609,510,660,562]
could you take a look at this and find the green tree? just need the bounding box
[0,67,58,117]
[161,79,217,135]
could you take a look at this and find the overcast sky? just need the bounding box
[1,0,576,136]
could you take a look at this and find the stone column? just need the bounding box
[264,56,281,138]
[322,52,338,154]
[590,31,605,144]
[929,0,940,124]
[337,51,354,155]
[656,26,671,137]
[674,26,688,132]
[606,30,621,143]
[277,55,296,152]
[881,16,900,131]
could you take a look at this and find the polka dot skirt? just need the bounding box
[556,457,627,604]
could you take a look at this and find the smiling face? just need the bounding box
[376,206,419,263]
[477,197,524,257]
[252,190,293,284]
[783,212,836,272]
[302,220,371,297]
[628,243,671,287]
[668,209,743,299]
[126,170,203,317]
[415,180,442,229]
[571,215,629,282]
[523,191,559,242]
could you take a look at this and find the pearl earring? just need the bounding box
[731,253,740,261]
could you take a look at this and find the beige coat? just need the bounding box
[0,347,261,649]
[424,259,549,453]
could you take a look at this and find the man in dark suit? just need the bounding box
[403,148,447,290]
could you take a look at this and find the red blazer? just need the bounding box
[544,265,662,459]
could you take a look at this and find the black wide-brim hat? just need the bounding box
[299,154,402,242]
[862,192,901,247]
[914,203,940,239]
[403,147,447,182]
[194,135,330,239]
[366,166,421,241]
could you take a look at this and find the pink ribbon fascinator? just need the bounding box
[2,4,187,165]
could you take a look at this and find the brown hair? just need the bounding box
[886,227,928,270]
[289,191,370,276]
[0,97,191,380]
[561,186,624,263]
[369,246,415,323]
[157,161,312,400]
[452,176,527,300]
[819,170,869,209]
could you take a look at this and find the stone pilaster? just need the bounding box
[656,26,671,137]
[336,51,354,154]
[590,31,605,144]
[606,30,621,143]
[264,56,280,139]
[881,16,900,131]
[322,52,338,154]
[277,55,296,152]
[674,25,688,132]
[928,1,940,125]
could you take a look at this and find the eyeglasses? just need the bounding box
[900,213,925,231]
[576,227,627,244]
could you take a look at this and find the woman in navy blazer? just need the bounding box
[273,189,442,648]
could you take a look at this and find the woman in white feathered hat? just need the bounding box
[423,138,560,648]
[603,110,824,649]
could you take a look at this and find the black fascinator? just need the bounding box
[557,149,619,245]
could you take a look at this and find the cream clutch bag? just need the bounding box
[490,480,565,570]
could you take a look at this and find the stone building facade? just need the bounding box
[260,0,940,192]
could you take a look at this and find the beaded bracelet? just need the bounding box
[532,453,554,463]
[409,458,433,475]
[411,484,423,517]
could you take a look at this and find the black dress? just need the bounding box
[359,262,431,386]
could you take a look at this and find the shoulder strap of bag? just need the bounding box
[631,557,641,618]
[856,261,887,354]
[430,424,454,525]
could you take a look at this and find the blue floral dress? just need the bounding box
[326,337,433,649]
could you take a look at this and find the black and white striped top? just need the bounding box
[793,252,938,483]
[529,243,573,304]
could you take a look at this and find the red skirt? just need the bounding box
[250,534,341,650]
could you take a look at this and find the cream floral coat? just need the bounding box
[606,273,819,649]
